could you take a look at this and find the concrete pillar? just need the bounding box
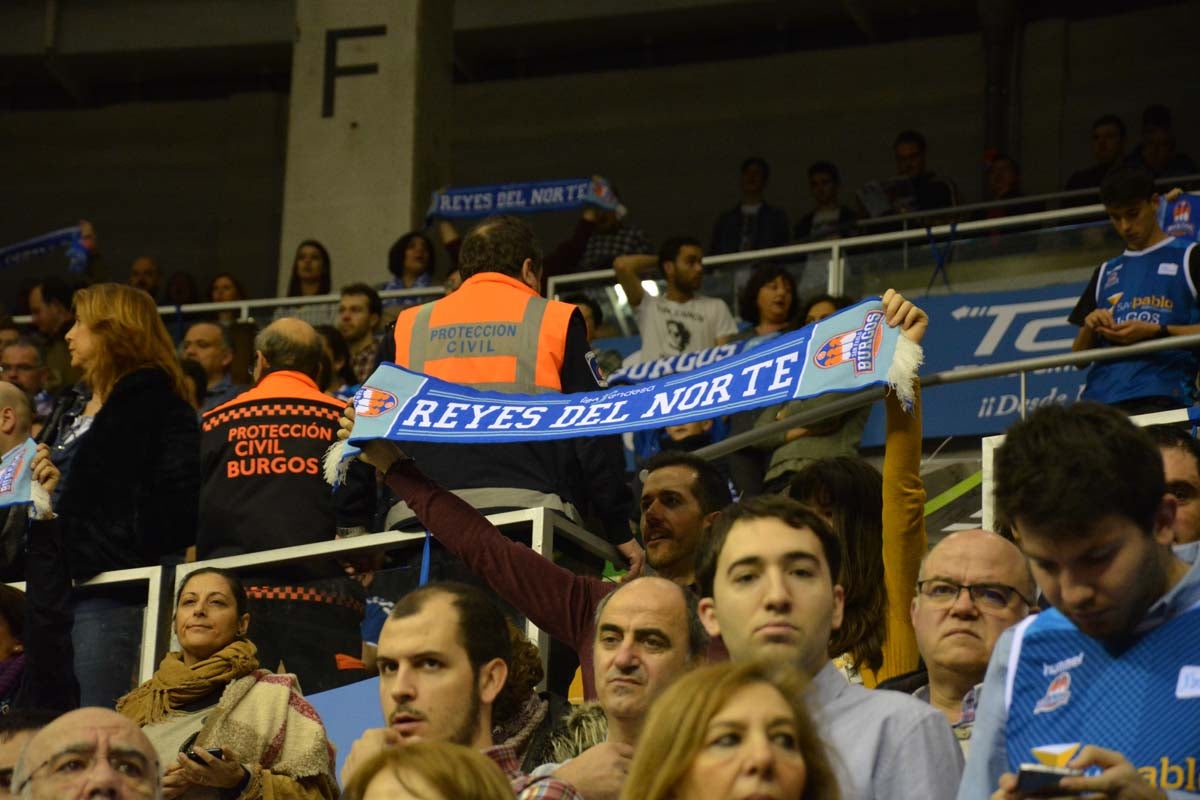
[278,0,453,294]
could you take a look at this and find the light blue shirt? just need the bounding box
[810,661,964,800]
[958,542,1200,800]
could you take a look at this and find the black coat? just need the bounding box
[57,367,200,578]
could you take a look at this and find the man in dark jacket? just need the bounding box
[709,157,790,254]
[199,317,370,693]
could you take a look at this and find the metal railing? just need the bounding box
[175,507,619,678]
[17,507,621,695]
[854,172,1200,231]
[12,286,447,327]
[697,330,1200,463]
[980,406,1190,531]
[547,200,1112,301]
[7,565,164,685]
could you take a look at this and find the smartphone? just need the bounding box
[1016,763,1084,796]
[187,748,224,765]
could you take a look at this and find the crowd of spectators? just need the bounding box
[0,109,1196,800]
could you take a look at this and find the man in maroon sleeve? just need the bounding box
[339,410,730,700]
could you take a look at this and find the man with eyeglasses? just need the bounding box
[0,340,52,433]
[895,530,1036,753]
[12,707,160,800]
[1147,424,1200,545]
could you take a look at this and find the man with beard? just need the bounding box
[959,402,1200,800]
[337,410,730,700]
[342,583,581,799]
[614,236,737,363]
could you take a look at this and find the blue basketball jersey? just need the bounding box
[1082,236,1200,405]
[1005,604,1200,792]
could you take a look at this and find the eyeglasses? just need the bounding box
[0,364,37,374]
[916,579,1035,611]
[15,748,155,795]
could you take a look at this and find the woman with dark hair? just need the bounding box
[786,288,927,687]
[59,283,201,706]
[731,293,865,495]
[276,240,334,326]
[118,568,338,799]
[314,324,360,400]
[382,230,455,315]
[208,273,248,324]
[621,661,839,800]
[735,263,799,337]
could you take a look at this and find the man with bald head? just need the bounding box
[181,322,245,412]
[896,530,1035,752]
[13,707,160,800]
[533,576,706,799]
[197,317,364,691]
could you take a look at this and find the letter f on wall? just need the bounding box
[322,25,388,118]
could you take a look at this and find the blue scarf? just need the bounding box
[0,439,39,512]
[427,177,620,220]
[0,226,88,273]
[334,300,918,464]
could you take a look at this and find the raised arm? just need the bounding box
[612,254,657,309]
[861,288,927,687]
[339,409,611,655]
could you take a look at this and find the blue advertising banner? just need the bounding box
[860,282,1090,446]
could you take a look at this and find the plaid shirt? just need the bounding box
[913,682,979,744]
[349,334,382,384]
[577,222,653,271]
[485,744,582,800]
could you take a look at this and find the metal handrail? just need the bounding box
[693,333,1200,460]
[7,565,163,685]
[11,286,446,326]
[173,508,619,683]
[854,172,1200,229]
[546,200,1110,299]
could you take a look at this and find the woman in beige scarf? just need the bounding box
[117,568,338,799]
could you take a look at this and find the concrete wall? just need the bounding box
[1,2,1196,311]
[0,92,287,304]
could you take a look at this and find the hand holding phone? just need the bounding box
[187,748,224,765]
[1015,764,1085,797]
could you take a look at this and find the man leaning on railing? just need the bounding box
[1068,169,1200,415]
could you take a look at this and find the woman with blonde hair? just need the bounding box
[59,282,200,706]
[342,741,513,800]
[621,661,839,800]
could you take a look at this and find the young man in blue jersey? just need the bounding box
[1068,167,1200,415]
[958,402,1200,800]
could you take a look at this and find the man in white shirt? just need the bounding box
[613,237,738,363]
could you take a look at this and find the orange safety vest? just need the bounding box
[393,272,575,393]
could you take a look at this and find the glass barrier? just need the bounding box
[841,213,1115,298]
[176,510,618,698]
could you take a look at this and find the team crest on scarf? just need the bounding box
[354,386,398,417]
[0,450,25,496]
[813,310,885,375]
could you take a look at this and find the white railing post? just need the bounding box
[828,241,843,296]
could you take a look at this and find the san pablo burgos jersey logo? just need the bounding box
[354,386,399,418]
[813,310,885,375]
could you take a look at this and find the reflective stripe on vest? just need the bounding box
[393,276,572,394]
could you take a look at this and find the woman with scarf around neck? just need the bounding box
[116,568,337,800]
